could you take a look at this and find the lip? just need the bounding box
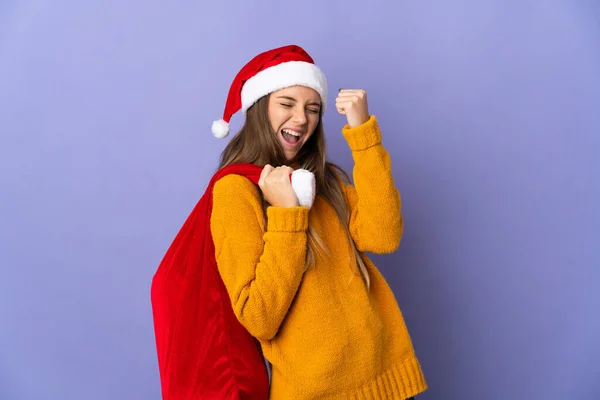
[279,128,304,149]
[281,127,305,135]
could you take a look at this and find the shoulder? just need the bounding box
[213,173,261,198]
[212,174,264,221]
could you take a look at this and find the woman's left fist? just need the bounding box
[335,89,370,128]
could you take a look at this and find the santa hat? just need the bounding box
[211,45,328,139]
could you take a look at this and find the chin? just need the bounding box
[284,154,297,163]
[281,148,298,163]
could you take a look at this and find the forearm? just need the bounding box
[342,115,403,253]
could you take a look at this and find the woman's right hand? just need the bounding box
[258,165,299,208]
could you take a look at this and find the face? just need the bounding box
[267,86,321,163]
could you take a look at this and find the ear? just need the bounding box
[291,169,316,210]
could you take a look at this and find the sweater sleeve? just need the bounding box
[340,115,404,254]
[210,174,309,340]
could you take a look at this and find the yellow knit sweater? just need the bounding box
[210,116,427,399]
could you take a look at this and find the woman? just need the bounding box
[209,44,427,399]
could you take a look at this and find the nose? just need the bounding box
[291,107,307,125]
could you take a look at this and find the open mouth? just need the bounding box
[281,128,302,145]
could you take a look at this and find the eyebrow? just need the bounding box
[276,95,321,108]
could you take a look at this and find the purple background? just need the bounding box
[1,1,599,399]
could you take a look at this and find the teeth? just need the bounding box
[282,129,301,137]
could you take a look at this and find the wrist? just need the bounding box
[267,206,309,232]
[342,115,381,151]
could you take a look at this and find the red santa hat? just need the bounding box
[211,45,328,138]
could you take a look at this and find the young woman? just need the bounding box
[209,45,427,399]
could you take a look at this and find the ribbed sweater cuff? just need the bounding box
[341,115,382,151]
[267,206,309,232]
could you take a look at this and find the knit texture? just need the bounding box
[210,116,427,399]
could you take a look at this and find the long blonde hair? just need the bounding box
[218,95,370,288]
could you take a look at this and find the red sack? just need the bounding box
[150,163,269,400]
